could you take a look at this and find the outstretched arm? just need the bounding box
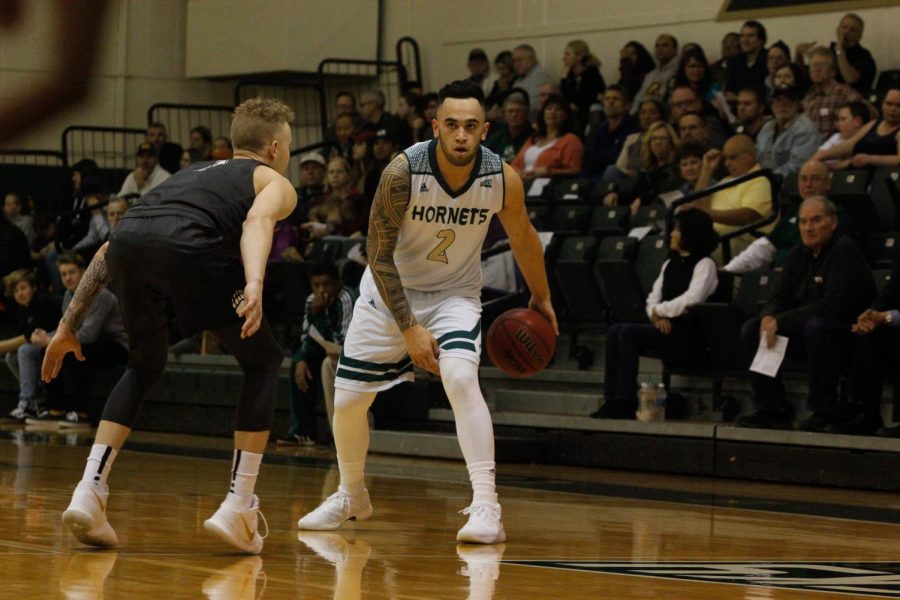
[41,242,111,381]
[239,169,297,338]
[496,162,559,334]
[367,154,440,374]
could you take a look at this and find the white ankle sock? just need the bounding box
[467,460,497,504]
[228,450,263,507]
[81,444,117,489]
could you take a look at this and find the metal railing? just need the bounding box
[147,103,234,148]
[234,77,322,149]
[61,125,147,170]
[0,150,70,215]
[668,168,781,263]
[396,37,422,86]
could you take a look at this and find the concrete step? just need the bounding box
[493,389,600,415]
[368,429,537,463]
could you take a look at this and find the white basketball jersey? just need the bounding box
[389,139,505,295]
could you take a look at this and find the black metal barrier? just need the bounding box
[61,125,146,170]
[234,77,322,149]
[317,59,409,138]
[668,168,781,264]
[396,37,422,86]
[0,150,70,215]
[147,103,234,149]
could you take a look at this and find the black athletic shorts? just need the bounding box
[107,212,246,337]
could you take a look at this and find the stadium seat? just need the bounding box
[866,232,897,268]
[597,235,637,261]
[527,205,554,231]
[870,168,900,231]
[555,236,604,366]
[309,236,346,263]
[553,177,593,205]
[589,180,619,206]
[635,234,670,295]
[873,268,893,294]
[631,205,668,231]
[551,204,592,234]
[594,234,668,323]
[589,205,630,238]
[525,177,555,205]
[781,171,800,203]
[830,169,877,234]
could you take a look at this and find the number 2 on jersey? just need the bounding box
[427,229,456,263]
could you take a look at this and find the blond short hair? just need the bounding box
[3,269,35,297]
[230,97,295,153]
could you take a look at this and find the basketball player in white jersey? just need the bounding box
[298,79,558,544]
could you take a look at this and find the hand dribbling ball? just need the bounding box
[486,308,556,377]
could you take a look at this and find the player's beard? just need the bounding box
[438,136,477,167]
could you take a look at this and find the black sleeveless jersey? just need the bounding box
[123,159,270,255]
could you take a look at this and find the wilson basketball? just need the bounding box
[486,308,556,377]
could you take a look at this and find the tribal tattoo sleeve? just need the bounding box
[60,245,112,331]
[366,154,415,331]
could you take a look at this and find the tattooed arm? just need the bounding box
[41,242,111,381]
[367,154,440,374]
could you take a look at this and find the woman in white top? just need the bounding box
[594,208,719,419]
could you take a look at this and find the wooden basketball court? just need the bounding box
[1,427,898,599]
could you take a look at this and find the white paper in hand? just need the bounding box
[750,335,789,377]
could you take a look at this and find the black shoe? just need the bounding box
[797,412,834,433]
[831,412,883,436]
[735,409,794,430]
[590,401,634,419]
[877,425,900,438]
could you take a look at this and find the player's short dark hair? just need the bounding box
[437,79,485,106]
[309,261,340,281]
[57,251,86,270]
[231,97,296,153]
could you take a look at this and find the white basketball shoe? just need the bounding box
[62,481,118,548]
[201,556,265,600]
[297,489,373,531]
[60,551,118,600]
[204,494,268,555]
[456,501,506,544]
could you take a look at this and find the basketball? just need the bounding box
[486,308,556,377]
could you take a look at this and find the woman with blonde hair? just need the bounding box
[605,121,681,215]
[561,39,606,131]
[305,156,366,239]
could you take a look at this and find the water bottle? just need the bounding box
[636,383,656,422]
[655,383,667,422]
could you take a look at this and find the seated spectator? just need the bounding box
[395,92,421,143]
[350,130,376,195]
[72,191,111,252]
[686,134,775,258]
[511,44,554,120]
[772,63,810,98]
[291,152,328,224]
[305,157,366,239]
[711,32,741,89]
[413,92,439,143]
[678,112,713,150]
[733,86,771,140]
[332,113,357,164]
[279,262,357,446]
[603,122,680,216]
[843,242,900,436]
[486,51,515,119]
[364,128,401,202]
[582,85,638,181]
[4,192,34,244]
[359,89,406,144]
[617,41,655,101]
[467,48,496,98]
[763,41,791,93]
[117,142,171,198]
[594,209,718,419]
[736,196,875,431]
[29,214,57,266]
[668,85,728,149]
[211,136,233,159]
[819,100,872,170]
[485,91,532,164]
[815,88,900,169]
[535,83,562,125]
[560,39,606,133]
[724,158,831,273]
[513,94,584,181]
[0,211,33,279]
[611,99,666,180]
[675,141,708,195]
[0,269,60,423]
[802,47,871,141]
[631,34,679,113]
[188,125,213,163]
[756,85,820,178]
[324,91,366,145]
[672,47,722,105]
[25,252,128,426]
[145,121,183,175]
[725,20,768,99]
[795,13,876,94]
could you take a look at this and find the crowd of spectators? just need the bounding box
[1,10,898,442]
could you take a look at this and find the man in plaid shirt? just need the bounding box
[802,47,874,141]
[278,262,357,446]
